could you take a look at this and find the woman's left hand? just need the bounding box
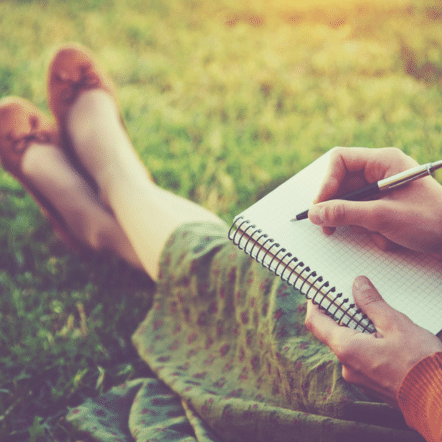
[305,275,442,407]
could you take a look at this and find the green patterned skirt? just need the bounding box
[68,222,424,442]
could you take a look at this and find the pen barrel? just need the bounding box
[377,165,430,191]
[338,181,380,201]
[295,160,440,221]
[294,182,380,221]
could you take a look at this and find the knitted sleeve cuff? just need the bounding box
[397,352,442,442]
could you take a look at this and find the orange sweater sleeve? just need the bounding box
[397,352,442,442]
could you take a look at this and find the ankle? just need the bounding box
[22,143,75,190]
[96,157,154,209]
[66,89,155,209]
[67,90,123,173]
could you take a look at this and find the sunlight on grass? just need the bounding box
[276,0,407,7]
[1,0,442,439]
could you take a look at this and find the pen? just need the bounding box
[293,159,442,221]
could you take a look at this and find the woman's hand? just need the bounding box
[308,147,442,257]
[305,275,442,407]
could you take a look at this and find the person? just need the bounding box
[0,43,441,442]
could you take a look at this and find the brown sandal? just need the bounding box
[0,96,89,252]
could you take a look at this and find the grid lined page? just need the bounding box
[236,148,442,334]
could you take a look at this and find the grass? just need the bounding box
[1,0,442,440]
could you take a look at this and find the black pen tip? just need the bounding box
[294,210,309,221]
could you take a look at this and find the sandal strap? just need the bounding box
[7,115,53,155]
[58,63,100,104]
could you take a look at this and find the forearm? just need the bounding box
[398,352,442,442]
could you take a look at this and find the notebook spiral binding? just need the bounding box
[229,216,375,334]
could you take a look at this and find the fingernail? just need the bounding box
[309,205,323,224]
[353,275,372,291]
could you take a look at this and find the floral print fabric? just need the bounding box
[68,222,424,442]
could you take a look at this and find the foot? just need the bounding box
[0,96,59,177]
[47,43,119,197]
[22,144,143,268]
[0,96,85,251]
[47,43,117,125]
[66,90,152,206]
[46,44,151,207]
[0,96,142,266]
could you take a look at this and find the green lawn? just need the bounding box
[1,0,442,440]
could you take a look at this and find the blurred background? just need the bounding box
[1,0,442,440]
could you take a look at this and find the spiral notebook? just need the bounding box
[228,148,442,334]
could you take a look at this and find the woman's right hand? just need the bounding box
[308,147,442,258]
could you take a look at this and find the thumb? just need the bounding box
[308,200,372,228]
[352,276,395,331]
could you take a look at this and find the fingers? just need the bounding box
[313,147,382,204]
[368,232,399,251]
[305,300,357,350]
[306,274,442,409]
[305,276,396,345]
[313,147,417,204]
[308,198,400,240]
[309,147,411,232]
[352,276,397,332]
[308,199,374,228]
[312,146,418,206]
[305,300,398,404]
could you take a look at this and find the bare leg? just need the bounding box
[67,90,226,280]
[21,142,144,269]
